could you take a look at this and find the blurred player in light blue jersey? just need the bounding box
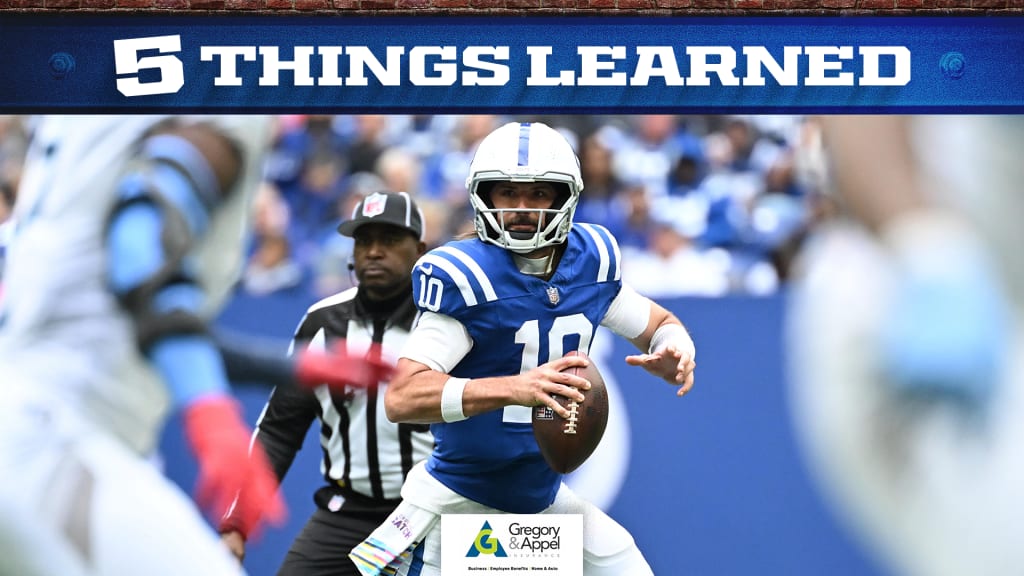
[0,116,389,576]
[349,121,698,576]
[788,116,1024,576]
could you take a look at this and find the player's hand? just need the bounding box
[183,395,286,539]
[220,529,246,563]
[626,345,696,396]
[295,341,395,390]
[514,355,590,419]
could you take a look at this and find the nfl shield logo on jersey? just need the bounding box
[546,286,560,305]
[361,192,388,218]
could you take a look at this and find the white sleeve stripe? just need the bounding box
[610,229,622,280]
[419,253,479,307]
[435,246,498,302]
[578,223,611,283]
[587,223,622,281]
[286,317,305,357]
[307,286,358,314]
[309,327,327,352]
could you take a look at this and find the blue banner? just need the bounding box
[1,14,1022,112]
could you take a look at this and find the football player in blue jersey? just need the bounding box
[349,121,697,576]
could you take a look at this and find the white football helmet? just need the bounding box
[466,121,583,254]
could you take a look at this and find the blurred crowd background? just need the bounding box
[0,114,837,303]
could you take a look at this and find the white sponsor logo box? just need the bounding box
[441,514,583,575]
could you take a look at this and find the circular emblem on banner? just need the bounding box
[48,52,76,79]
[940,51,966,80]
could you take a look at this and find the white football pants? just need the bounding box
[0,387,245,576]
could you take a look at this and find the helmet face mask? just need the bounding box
[466,122,583,254]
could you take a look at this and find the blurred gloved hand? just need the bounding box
[184,394,286,539]
[294,341,394,391]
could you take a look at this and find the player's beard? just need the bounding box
[505,211,546,241]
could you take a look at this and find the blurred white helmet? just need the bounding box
[466,121,583,254]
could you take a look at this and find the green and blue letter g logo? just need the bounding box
[466,521,508,557]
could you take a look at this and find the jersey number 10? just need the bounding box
[505,314,593,424]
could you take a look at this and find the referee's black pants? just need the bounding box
[277,487,401,576]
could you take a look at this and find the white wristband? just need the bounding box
[441,377,469,423]
[649,323,695,360]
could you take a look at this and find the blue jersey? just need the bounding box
[411,223,623,513]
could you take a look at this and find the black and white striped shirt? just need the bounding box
[253,286,433,502]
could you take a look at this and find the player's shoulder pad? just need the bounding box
[412,241,500,313]
[572,222,622,284]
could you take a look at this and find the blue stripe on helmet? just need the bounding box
[517,123,531,166]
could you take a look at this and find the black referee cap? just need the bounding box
[337,191,424,241]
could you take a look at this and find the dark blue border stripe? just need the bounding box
[2,14,1022,112]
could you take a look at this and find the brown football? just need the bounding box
[532,351,609,474]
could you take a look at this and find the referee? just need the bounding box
[220,191,434,576]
